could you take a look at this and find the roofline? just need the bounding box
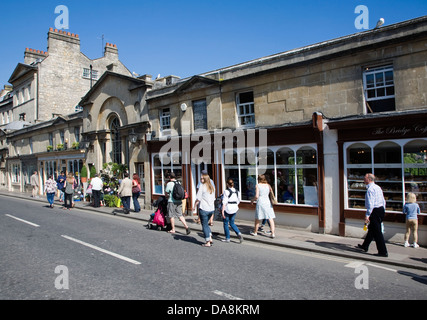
[200,15,427,79]
[79,71,150,106]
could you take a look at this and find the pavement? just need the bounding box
[1,190,426,272]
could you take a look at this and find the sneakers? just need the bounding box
[238,234,244,243]
[250,231,258,236]
[404,241,420,248]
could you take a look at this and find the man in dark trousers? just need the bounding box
[357,173,388,257]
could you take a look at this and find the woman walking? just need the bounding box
[132,173,141,212]
[194,173,216,247]
[221,178,243,243]
[250,174,276,238]
[44,175,57,208]
[63,172,76,210]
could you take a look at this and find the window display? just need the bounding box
[345,139,427,213]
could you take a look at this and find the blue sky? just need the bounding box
[1,0,426,86]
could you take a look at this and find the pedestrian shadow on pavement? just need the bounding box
[172,233,203,245]
[410,257,427,265]
[306,240,362,253]
[397,271,427,285]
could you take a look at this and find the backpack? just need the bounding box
[172,181,185,201]
[225,188,239,204]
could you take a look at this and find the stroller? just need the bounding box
[147,196,171,231]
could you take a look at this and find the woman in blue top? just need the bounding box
[403,193,420,248]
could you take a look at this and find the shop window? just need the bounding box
[224,150,240,192]
[236,91,255,127]
[296,147,318,205]
[152,152,182,195]
[240,150,256,201]
[346,139,427,213]
[276,147,296,204]
[404,140,427,213]
[222,144,318,206]
[363,65,395,113]
[153,154,163,194]
[11,163,20,183]
[258,148,276,196]
[136,163,145,193]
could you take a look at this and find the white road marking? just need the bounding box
[212,290,243,300]
[345,261,366,269]
[61,235,141,265]
[366,263,398,273]
[5,214,40,227]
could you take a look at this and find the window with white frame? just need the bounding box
[83,68,99,80]
[236,91,255,127]
[363,65,395,113]
[137,163,145,193]
[152,152,182,194]
[160,108,171,132]
[345,138,427,213]
[11,163,20,183]
[223,145,318,205]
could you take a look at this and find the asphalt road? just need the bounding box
[1,195,426,303]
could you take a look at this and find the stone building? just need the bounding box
[8,28,132,124]
[143,16,427,244]
[2,28,133,193]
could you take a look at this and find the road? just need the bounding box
[1,195,426,303]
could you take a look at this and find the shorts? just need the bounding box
[168,202,183,219]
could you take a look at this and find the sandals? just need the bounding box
[202,243,212,247]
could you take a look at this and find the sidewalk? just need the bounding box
[1,190,426,271]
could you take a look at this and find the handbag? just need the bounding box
[132,185,141,193]
[269,187,278,205]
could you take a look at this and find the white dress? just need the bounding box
[255,184,276,220]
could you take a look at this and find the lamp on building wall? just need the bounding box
[129,130,138,145]
[81,140,91,150]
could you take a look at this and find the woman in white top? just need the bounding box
[250,174,276,238]
[221,178,243,243]
[194,174,216,247]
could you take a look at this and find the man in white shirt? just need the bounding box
[357,173,388,257]
[91,174,103,208]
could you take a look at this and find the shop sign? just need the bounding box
[371,124,427,137]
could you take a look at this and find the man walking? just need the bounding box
[357,173,388,257]
[165,172,191,235]
[30,170,39,198]
[117,172,132,214]
[91,173,103,208]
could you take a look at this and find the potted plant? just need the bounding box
[47,145,53,152]
[56,143,64,151]
[80,165,88,183]
[90,165,96,179]
[72,141,80,149]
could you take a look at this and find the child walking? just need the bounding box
[403,193,420,248]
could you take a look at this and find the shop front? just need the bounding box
[148,113,326,232]
[329,110,427,245]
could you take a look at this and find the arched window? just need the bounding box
[110,117,122,164]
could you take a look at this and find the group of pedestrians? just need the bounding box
[34,169,421,253]
[164,170,277,247]
[31,170,78,210]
